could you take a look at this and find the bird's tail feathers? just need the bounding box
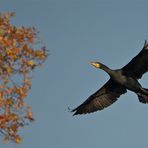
[137,88,148,103]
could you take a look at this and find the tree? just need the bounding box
[0,12,47,143]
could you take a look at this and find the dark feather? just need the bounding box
[137,88,148,103]
[122,40,148,79]
[72,79,127,115]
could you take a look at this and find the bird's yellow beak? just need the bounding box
[90,62,101,68]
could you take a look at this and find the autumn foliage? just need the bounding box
[0,12,47,143]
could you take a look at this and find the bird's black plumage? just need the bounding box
[122,40,148,79]
[72,40,148,115]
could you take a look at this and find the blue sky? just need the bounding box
[1,0,148,147]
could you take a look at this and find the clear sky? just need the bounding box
[1,0,148,148]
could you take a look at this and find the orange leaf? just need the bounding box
[14,135,21,144]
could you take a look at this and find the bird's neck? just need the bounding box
[100,64,114,76]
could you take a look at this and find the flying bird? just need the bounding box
[72,40,148,115]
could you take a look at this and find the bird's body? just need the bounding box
[72,40,148,115]
[106,69,141,92]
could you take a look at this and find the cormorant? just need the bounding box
[72,40,148,115]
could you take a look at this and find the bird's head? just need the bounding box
[90,61,101,68]
[89,61,111,75]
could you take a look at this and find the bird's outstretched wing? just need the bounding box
[122,40,148,79]
[72,79,127,115]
